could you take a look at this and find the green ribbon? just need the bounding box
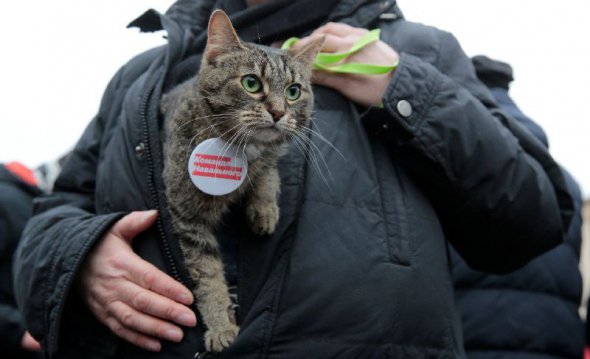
[281,29,398,75]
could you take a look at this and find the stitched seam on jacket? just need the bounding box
[411,29,460,184]
[411,75,457,184]
[42,221,69,349]
[374,147,412,266]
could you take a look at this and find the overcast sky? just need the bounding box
[1,0,588,198]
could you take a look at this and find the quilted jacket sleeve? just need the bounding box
[379,29,573,273]
[13,114,125,355]
[11,46,162,355]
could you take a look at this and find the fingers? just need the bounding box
[103,315,162,352]
[108,211,193,306]
[295,23,367,54]
[119,280,197,327]
[294,22,398,107]
[123,253,194,306]
[85,274,196,350]
[112,210,159,242]
[311,22,367,37]
[312,69,350,89]
[294,34,353,57]
[109,301,184,343]
[86,294,164,351]
[311,68,392,108]
[87,281,194,351]
[79,211,198,351]
[317,34,353,53]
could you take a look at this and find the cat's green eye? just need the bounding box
[241,75,262,93]
[285,84,301,101]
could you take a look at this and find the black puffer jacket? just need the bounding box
[451,56,584,359]
[14,1,573,358]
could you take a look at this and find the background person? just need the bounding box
[1,158,66,358]
[450,55,585,359]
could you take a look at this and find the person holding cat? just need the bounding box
[13,0,574,358]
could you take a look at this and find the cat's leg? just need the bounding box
[177,222,239,352]
[246,167,280,235]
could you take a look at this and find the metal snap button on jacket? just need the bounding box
[135,142,145,159]
[397,100,412,117]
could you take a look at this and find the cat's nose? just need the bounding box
[269,110,284,122]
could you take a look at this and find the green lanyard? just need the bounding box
[281,29,398,75]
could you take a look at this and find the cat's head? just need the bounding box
[197,10,324,145]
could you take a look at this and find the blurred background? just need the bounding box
[0,0,587,199]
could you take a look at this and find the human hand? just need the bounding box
[295,22,400,107]
[21,331,41,351]
[77,210,197,352]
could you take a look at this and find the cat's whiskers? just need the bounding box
[182,122,219,148]
[290,131,333,190]
[203,112,239,146]
[290,133,326,185]
[207,124,248,213]
[242,130,257,190]
[208,124,243,211]
[172,111,229,131]
[234,129,256,190]
[295,127,337,184]
[196,120,242,149]
[218,125,248,157]
[293,127,336,189]
[299,124,346,160]
[177,112,238,150]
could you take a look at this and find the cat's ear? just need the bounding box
[205,10,243,63]
[288,36,325,68]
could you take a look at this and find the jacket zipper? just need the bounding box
[141,72,183,284]
[142,56,205,358]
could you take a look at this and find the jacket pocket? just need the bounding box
[373,141,414,266]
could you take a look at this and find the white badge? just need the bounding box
[187,138,248,196]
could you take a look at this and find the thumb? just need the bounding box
[21,331,42,352]
[112,210,158,242]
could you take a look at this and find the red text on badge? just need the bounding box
[192,153,243,181]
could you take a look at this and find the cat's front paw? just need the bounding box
[204,324,239,353]
[247,201,279,235]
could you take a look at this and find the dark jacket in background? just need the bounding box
[451,55,584,359]
[0,164,42,359]
[13,1,574,358]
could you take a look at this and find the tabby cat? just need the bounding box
[161,10,323,352]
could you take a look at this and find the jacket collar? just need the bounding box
[130,0,399,36]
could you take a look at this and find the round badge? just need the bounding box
[187,138,248,196]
